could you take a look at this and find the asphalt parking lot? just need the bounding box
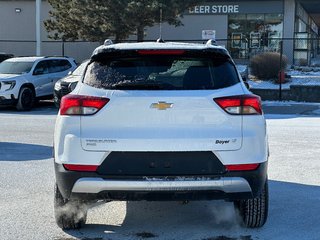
[0,101,320,240]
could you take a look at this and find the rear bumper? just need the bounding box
[72,177,252,193]
[54,161,267,202]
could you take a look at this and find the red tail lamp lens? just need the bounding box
[214,95,262,115]
[225,163,260,171]
[63,164,98,172]
[60,95,110,115]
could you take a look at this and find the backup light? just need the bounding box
[214,95,262,115]
[60,94,109,116]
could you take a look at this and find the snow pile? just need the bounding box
[248,69,320,90]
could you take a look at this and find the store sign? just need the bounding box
[187,1,283,15]
[202,30,216,40]
[189,5,239,14]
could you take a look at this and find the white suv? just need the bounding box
[54,41,269,229]
[0,56,76,110]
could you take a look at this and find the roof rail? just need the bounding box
[156,38,165,43]
[206,39,217,46]
[104,39,114,46]
[44,56,70,58]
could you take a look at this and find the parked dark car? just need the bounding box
[54,60,89,108]
[236,64,250,89]
[0,53,14,63]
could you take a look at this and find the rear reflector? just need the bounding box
[225,163,260,171]
[214,95,262,115]
[138,50,185,55]
[63,164,98,172]
[60,94,110,116]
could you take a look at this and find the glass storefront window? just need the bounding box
[228,14,247,33]
[247,14,265,34]
[294,32,309,66]
[265,14,283,35]
[228,14,248,58]
[265,14,283,51]
[295,18,307,32]
[294,33,308,50]
[228,14,283,59]
[294,51,308,66]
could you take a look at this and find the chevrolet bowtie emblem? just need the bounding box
[150,101,173,110]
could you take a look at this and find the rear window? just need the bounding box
[0,61,34,74]
[83,55,239,90]
[47,60,72,73]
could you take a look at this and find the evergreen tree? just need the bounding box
[44,0,200,42]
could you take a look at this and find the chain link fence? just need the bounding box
[0,40,101,63]
[0,37,319,66]
[1,37,320,102]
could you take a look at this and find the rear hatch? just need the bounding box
[79,49,244,152]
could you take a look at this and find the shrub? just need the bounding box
[296,58,308,66]
[250,52,288,80]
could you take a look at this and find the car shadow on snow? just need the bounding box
[0,100,58,116]
[0,142,52,161]
[63,180,320,240]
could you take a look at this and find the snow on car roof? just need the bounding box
[4,56,73,63]
[4,56,44,62]
[92,41,228,57]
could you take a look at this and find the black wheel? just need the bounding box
[16,87,35,111]
[54,184,87,229]
[234,180,268,228]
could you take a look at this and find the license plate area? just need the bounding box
[97,151,226,176]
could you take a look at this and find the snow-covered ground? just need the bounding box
[1,105,320,240]
[248,69,320,90]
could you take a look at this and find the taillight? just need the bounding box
[225,163,260,171]
[63,164,98,172]
[60,94,109,115]
[214,95,262,115]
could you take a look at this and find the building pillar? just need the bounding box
[36,0,41,56]
[282,0,296,65]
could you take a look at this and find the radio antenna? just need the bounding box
[157,3,164,43]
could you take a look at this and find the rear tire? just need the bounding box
[16,87,35,111]
[234,180,268,228]
[54,184,87,229]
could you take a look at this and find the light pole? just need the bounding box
[36,0,41,56]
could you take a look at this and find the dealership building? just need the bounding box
[0,0,319,65]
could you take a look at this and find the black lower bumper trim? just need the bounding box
[0,97,17,106]
[97,151,226,176]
